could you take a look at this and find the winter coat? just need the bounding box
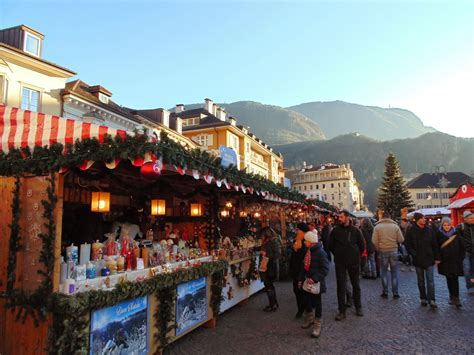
[361,223,375,254]
[404,224,440,268]
[261,237,281,280]
[327,223,365,266]
[320,224,332,249]
[289,245,306,279]
[457,222,474,255]
[435,228,465,276]
[298,244,329,293]
[372,219,404,253]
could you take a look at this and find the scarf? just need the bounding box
[303,244,317,271]
[439,226,455,238]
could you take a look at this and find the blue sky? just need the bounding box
[1,0,473,137]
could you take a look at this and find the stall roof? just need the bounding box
[447,197,474,209]
[407,207,451,217]
[352,210,374,218]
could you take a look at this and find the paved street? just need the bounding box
[166,265,474,355]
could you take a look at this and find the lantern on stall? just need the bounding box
[220,210,230,218]
[91,192,110,212]
[190,203,202,217]
[254,212,261,218]
[151,199,166,216]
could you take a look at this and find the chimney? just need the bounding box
[175,117,182,134]
[175,104,185,113]
[212,103,218,116]
[228,116,236,126]
[160,109,170,127]
[217,108,226,121]
[204,98,213,113]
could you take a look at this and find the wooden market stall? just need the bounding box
[0,105,304,354]
[447,182,474,226]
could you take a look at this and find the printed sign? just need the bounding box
[284,178,291,189]
[176,277,208,336]
[219,145,238,168]
[90,297,148,355]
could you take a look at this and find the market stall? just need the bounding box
[447,182,474,226]
[0,105,304,354]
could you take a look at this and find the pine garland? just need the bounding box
[0,132,304,202]
[6,176,21,295]
[5,174,57,325]
[230,255,258,287]
[155,287,176,350]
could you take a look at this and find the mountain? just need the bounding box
[288,101,436,140]
[275,132,474,209]
[219,101,325,145]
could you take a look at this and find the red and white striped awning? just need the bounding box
[0,105,131,154]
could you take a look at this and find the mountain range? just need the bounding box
[274,132,474,209]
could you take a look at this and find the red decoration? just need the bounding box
[140,161,163,180]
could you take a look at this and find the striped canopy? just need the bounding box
[0,105,130,154]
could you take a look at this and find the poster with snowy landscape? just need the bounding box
[89,296,148,355]
[176,277,208,336]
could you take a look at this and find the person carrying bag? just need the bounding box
[298,230,329,338]
[259,227,281,312]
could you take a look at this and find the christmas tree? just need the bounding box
[377,152,414,219]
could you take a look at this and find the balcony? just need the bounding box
[250,155,269,169]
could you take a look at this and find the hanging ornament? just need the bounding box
[140,160,164,180]
[192,169,201,180]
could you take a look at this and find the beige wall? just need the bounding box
[0,56,71,116]
[408,187,455,209]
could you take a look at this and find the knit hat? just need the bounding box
[463,210,474,219]
[413,212,424,222]
[440,217,452,226]
[296,222,310,233]
[304,231,318,244]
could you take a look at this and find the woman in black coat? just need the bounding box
[289,223,309,318]
[298,231,329,338]
[435,217,465,308]
[260,227,282,312]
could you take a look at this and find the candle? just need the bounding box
[60,259,68,284]
[66,244,79,265]
[142,247,149,268]
[79,243,91,266]
[117,256,125,273]
[75,264,86,281]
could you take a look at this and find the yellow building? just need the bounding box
[171,99,285,184]
[0,25,76,114]
[291,163,364,211]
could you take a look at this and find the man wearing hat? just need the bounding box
[456,210,474,293]
[405,212,441,308]
[289,223,310,318]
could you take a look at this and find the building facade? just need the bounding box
[407,172,472,209]
[291,163,364,211]
[0,25,76,115]
[171,99,284,184]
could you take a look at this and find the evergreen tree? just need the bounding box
[377,152,413,219]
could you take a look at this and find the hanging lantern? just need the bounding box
[91,192,110,212]
[190,203,202,217]
[151,199,166,216]
[225,201,233,209]
[220,210,230,218]
[254,212,261,218]
[239,211,247,218]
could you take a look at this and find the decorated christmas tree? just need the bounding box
[377,152,414,219]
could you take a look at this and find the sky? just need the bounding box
[1,0,473,137]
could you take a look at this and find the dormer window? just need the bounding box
[98,92,109,104]
[24,32,41,57]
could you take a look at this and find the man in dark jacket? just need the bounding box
[327,210,365,320]
[405,212,440,308]
[457,210,474,293]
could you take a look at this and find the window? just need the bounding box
[304,186,307,190]
[322,184,326,189]
[24,32,41,56]
[316,184,319,189]
[331,183,334,188]
[229,133,239,152]
[310,185,313,190]
[343,182,346,187]
[98,93,109,104]
[0,75,7,104]
[182,117,200,127]
[192,134,213,147]
[21,87,40,112]
[324,194,327,201]
[331,194,335,200]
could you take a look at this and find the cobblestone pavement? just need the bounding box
[166,265,474,355]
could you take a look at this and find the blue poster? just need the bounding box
[90,296,148,355]
[176,277,208,336]
[219,145,238,168]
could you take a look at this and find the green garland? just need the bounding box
[0,132,304,202]
[6,176,21,295]
[155,287,176,350]
[49,260,228,354]
[5,174,57,325]
[210,268,225,315]
[230,255,258,288]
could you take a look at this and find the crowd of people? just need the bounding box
[258,209,474,339]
